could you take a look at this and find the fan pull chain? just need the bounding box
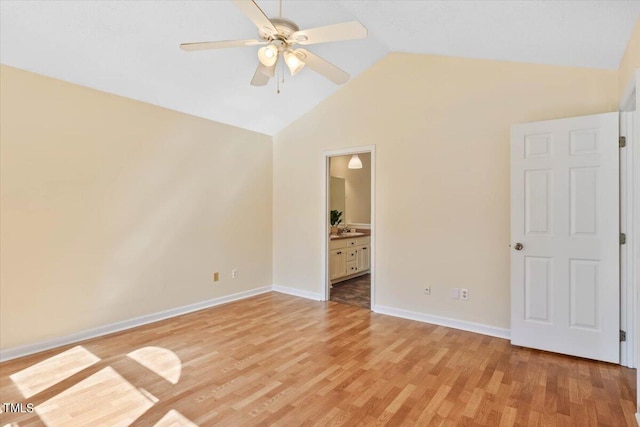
[276,56,285,94]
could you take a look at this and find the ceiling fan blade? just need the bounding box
[232,0,277,36]
[261,59,277,78]
[251,66,270,86]
[291,21,367,46]
[295,49,349,85]
[250,61,276,86]
[180,39,265,51]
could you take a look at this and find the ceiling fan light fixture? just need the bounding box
[258,44,279,66]
[348,154,363,169]
[284,50,305,76]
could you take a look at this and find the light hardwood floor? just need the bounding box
[0,292,636,426]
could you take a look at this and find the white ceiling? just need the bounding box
[1,1,639,136]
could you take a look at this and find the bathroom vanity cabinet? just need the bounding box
[329,236,370,283]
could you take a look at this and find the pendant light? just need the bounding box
[348,154,363,169]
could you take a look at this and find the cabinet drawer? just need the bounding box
[345,238,358,247]
[330,239,347,249]
[346,261,357,274]
[346,248,357,261]
[356,236,371,245]
[330,248,347,256]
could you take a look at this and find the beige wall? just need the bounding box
[618,16,640,99]
[274,53,617,328]
[330,153,371,224]
[0,65,273,349]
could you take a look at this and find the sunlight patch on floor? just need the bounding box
[35,366,154,427]
[9,346,100,398]
[127,346,182,384]
[153,409,199,427]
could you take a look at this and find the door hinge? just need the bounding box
[620,233,627,245]
[620,330,627,342]
[619,136,626,148]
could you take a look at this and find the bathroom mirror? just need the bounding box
[330,176,346,223]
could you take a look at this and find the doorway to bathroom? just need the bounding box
[322,146,375,310]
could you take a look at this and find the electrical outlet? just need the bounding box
[424,286,431,295]
[451,288,460,299]
[213,272,219,282]
[232,269,238,279]
[461,288,469,300]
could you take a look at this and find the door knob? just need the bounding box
[514,243,523,251]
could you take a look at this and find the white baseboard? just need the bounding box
[373,304,510,340]
[636,412,639,426]
[0,286,272,362]
[272,285,323,301]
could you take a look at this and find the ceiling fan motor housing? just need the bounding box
[260,17,300,43]
[271,39,287,52]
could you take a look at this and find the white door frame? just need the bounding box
[619,69,640,423]
[321,145,376,306]
[619,71,638,370]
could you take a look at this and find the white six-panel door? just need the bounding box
[510,112,619,363]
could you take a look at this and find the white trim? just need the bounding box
[0,286,272,362]
[373,304,510,340]
[619,68,640,414]
[322,145,376,308]
[633,69,640,417]
[621,110,635,368]
[635,412,639,426]
[272,285,323,301]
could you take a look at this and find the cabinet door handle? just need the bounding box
[337,251,342,255]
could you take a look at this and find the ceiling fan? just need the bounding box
[180,0,367,87]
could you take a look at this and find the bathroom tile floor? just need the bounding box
[330,273,371,309]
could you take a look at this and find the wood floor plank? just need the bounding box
[0,292,636,426]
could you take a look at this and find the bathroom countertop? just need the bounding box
[329,229,371,240]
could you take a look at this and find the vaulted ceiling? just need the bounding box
[1,1,639,135]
